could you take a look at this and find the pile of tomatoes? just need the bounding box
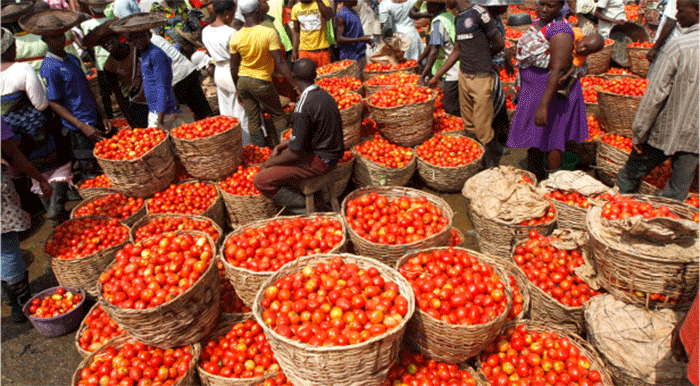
[255,374,292,386]
[134,215,220,242]
[399,248,508,325]
[75,342,193,386]
[384,350,478,386]
[599,78,649,97]
[365,71,419,86]
[586,115,604,141]
[642,159,672,189]
[316,76,362,93]
[317,59,354,75]
[360,118,379,137]
[28,287,83,318]
[625,3,640,19]
[78,305,126,353]
[333,92,362,110]
[199,319,279,378]
[365,60,418,72]
[499,68,517,83]
[219,166,261,196]
[110,118,129,129]
[46,217,128,260]
[368,85,432,108]
[507,276,526,321]
[416,134,483,167]
[99,232,213,309]
[243,145,271,165]
[480,324,604,386]
[506,94,517,110]
[543,190,592,209]
[260,256,410,346]
[345,192,450,245]
[94,127,166,160]
[517,203,556,226]
[223,216,344,272]
[75,193,144,221]
[355,134,414,168]
[505,27,525,40]
[172,116,239,139]
[147,182,217,215]
[600,134,633,153]
[686,195,699,208]
[580,77,608,89]
[78,174,112,189]
[449,229,462,247]
[218,262,250,314]
[433,113,464,134]
[601,195,681,220]
[628,41,654,48]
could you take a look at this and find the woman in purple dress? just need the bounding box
[507,0,587,180]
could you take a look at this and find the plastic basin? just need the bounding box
[23,286,86,338]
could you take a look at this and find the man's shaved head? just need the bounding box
[293,58,317,83]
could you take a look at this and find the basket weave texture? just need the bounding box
[627,46,651,78]
[316,60,360,80]
[588,42,614,74]
[339,94,363,149]
[545,198,588,230]
[170,121,242,181]
[70,193,146,228]
[98,231,221,348]
[77,186,117,200]
[341,186,453,266]
[396,247,511,363]
[217,185,276,226]
[95,134,176,198]
[415,137,485,192]
[352,140,416,187]
[324,155,355,199]
[596,87,641,137]
[367,89,436,147]
[252,253,415,386]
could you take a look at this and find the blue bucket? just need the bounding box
[23,286,86,338]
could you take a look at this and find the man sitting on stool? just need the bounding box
[253,58,343,213]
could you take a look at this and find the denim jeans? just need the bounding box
[1,232,26,285]
[617,144,699,201]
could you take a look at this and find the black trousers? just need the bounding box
[172,70,213,121]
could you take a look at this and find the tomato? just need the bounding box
[365,71,419,87]
[78,174,112,189]
[416,134,484,167]
[317,60,354,75]
[74,193,144,221]
[171,116,239,140]
[364,60,418,72]
[146,182,217,216]
[94,127,167,161]
[316,76,362,94]
[45,217,129,260]
[134,215,219,242]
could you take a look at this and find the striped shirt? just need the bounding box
[631,24,699,156]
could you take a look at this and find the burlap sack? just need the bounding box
[368,33,411,65]
[541,170,611,197]
[604,215,699,243]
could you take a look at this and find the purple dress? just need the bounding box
[507,21,588,153]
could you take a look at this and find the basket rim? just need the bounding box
[93,129,169,163]
[363,71,420,87]
[595,85,644,100]
[545,196,588,214]
[130,213,223,242]
[352,136,415,170]
[316,59,357,78]
[74,302,126,357]
[251,252,416,353]
[70,192,145,223]
[415,135,485,171]
[44,215,131,261]
[25,285,87,322]
[146,179,220,216]
[363,64,419,76]
[170,119,242,142]
[365,88,437,112]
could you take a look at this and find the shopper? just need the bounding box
[335,0,374,68]
[291,0,335,67]
[379,0,424,61]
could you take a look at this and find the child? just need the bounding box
[557,30,604,98]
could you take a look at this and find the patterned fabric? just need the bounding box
[516,20,573,69]
[2,94,47,138]
[151,3,194,44]
[1,165,31,234]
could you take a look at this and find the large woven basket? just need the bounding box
[588,41,614,74]
[98,232,221,348]
[146,180,226,229]
[217,185,276,227]
[218,212,347,309]
[70,193,146,228]
[130,213,224,251]
[596,87,642,137]
[627,45,651,78]
[252,253,415,386]
[396,247,511,363]
[587,195,699,309]
[585,101,600,117]
[499,258,531,323]
[76,186,117,200]
[352,139,416,187]
[74,303,125,358]
[46,216,131,298]
[71,335,201,386]
[339,92,363,149]
[95,133,176,198]
[316,60,360,80]
[324,155,355,200]
[517,0,537,10]
[366,89,436,147]
[363,65,419,80]
[170,120,243,181]
[595,135,630,181]
[341,186,453,266]
[544,197,588,230]
[415,137,485,192]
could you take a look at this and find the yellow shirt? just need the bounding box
[291,0,330,51]
[229,25,280,82]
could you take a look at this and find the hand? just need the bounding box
[80,122,107,143]
[632,143,643,154]
[427,76,439,89]
[505,64,516,77]
[236,93,244,106]
[646,47,658,62]
[39,181,53,199]
[362,36,374,44]
[534,105,548,126]
[293,86,301,96]
[671,322,689,363]
[102,117,113,134]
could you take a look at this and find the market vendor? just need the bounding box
[253,58,343,213]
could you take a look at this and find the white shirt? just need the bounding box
[150,34,197,85]
[191,50,213,70]
[202,24,237,63]
[139,0,164,12]
[654,0,683,42]
[596,0,625,38]
[0,62,49,111]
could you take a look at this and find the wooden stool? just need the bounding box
[301,173,340,213]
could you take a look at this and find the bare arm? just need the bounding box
[335,15,374,45]
[48,101,107,142]
[419,45,439,84]
[105,71,136,128]
[316,0,334,22]
[230,52,241,88]
[534,32,573,126]
[647,18,677,62]
[409,1,431,20]
[428,43,460,88]
[292,20,301,61]
[2,139,53,197]
[488,30,505,57]
[594,8,626,24]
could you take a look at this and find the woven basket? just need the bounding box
[146,180,226,229]
[76,186,117,200]
[545,198,589,230]
[95,133,176,198]
[587,42,614,74]
[367,89,436,147]
[363,83,388,96]
[599,72,639,82]
[170,121,243,181]
[415,138,485,192]
[70,193,146,228]
[71,335,201,386]
[499,258,531,323]
[587,195,699,309]
[339,93,363,149]
[596,87,642,137]
[341,186,453,266]
[74,303,125,358]
[585,101,600,117]
[98,232,221,347]
[129,213,224,251]
[396,247,511,363]
[252,253,415,386]
[627,46,651,78]
[316,60,360,80]
[46,216,131,298]
[517,0,537,10]
[217,185,276,227]
[363,65,419,80]
[325,155,355,199]
[595,135,630,175]
[352,140,416,187]
[218,212,347,309]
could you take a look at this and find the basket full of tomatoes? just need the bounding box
[74,303,126,358]
[366,85,436,147]
[627,41,654,77]
[542,188,602,230]
[396,247,512,363]
[363,71,419,97]
[252,254,415,386]
[217,166,276,226]
[24,286,86,338]
[316,59,360,80]
[586,194,699,309]
[596,78,649,137]
[94,127,175,198]
[333,91,363,149]
[70,192,146,227]
[352,134,416,187]
[170,116,243,181]
[45,216,131,298]
[147,180,226,229]
[76,174,116,200]
[363,60,419,79]
[219,213,347,309]
[415,134,485,192]
[130,214,223,251]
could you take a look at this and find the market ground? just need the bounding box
[1,148,529,386]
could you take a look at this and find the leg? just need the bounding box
[660,152,699,201]
[547,149,563,170]
[457,71,474,132]
[527,147,546,182]
[173,71,213,121]
[469,75,495,145]
[237,77,265,147]
[96,71,113,119]
[46,181,69,227]
[1,232,29,323]
[616,144,668,194]
[68,129,100,183]
[251,80,288,140]
[443,80,460,117]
